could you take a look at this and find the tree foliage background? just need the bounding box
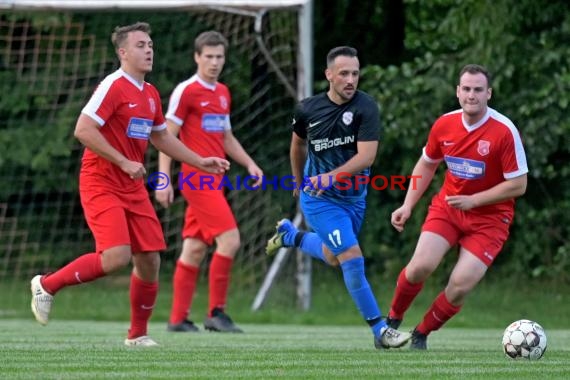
[0,0,568,284]
[316,0,570,283]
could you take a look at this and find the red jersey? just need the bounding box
[166,74,231,179]
[80,69,166,192]
[423,107,528,216]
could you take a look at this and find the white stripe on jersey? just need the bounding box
[165,74,199,126]
[152,123,167,132]
[488,108,528,179]
[422,146,443,164]
[81,69,124,126]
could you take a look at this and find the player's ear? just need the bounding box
[117,47,127,60]
[325,68,332,82]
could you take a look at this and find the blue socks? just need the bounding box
[297,232,327,263]
[340,257,386,337]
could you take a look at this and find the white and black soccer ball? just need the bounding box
[502,319,547,360]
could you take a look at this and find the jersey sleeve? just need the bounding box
[501,128,528,179]
[291,102,307,139]
[422,117,444,163]
[81,79,117,126]
[357,96,380,141]
[165,82,189,126]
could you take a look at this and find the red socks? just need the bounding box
[169,260,200,324]
[41,252,105,295]
[416,291,462,335]
[389,268,424,320]
[208,253,233,317]
[128,273,158,339]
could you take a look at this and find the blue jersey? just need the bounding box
[292,90,380,202]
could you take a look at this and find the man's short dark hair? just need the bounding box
[459,64,492,87]
[326,46,358,67]
[194,31,228,55]
[111,22,151,50]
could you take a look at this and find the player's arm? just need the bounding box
[446,174,527,210]
[402,156,439,209]
[153,119,181,208]
[391,156,439,232]
[308,140,377,195]
[328,140,378,177]
[74,113,146,179]
[150,128,229,174]
[224,130,263,186]
[157,120,181,178]
[290,132,307,196]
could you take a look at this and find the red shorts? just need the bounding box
[80,182,166,254]
[181,187,237,245]
[421,195,512,266]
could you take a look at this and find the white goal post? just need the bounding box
[1,0,314,310]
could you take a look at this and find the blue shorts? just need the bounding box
[300,191,365,255]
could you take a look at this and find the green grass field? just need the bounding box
[1,271,569,379]
[0,320,568,379]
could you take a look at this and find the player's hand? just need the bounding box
[445,195,477,210]
[247,163,264,187]
[391,205,412,232]
[303,174,334,197]
[198,157,230,174]
[155,184,174,208]
[120,160,147,180]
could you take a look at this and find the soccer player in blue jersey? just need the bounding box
[266,46,411,349]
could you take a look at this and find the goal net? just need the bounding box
[0,0,312,310]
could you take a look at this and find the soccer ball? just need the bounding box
[502,319,547,360]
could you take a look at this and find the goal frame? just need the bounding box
[2,0,314,310]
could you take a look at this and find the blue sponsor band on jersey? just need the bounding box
[201,114,230,132]
[444,155,485,179]
[126,117,153,140]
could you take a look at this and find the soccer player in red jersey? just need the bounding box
[155,31,263,333]
[386,64,528,349]
[30,22,229,347]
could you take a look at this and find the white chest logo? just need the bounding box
[477,140,490,156]
[219,96,228,110]
[342,111,353,126]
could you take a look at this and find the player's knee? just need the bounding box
[101,245,132,273]
[323,250,340,266]
[183,249,207,265]
[405,264,432,283]
[445,280,471,304]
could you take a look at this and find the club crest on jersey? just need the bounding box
[148,98,156,114]
[477,140,490,156]
[342,111,353,126]
[219,96,228,110]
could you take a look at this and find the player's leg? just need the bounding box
[205,227,243,333]
[124,198,166,346]
[415,248,486,341]
[388,196,459,328]
[199,190,242,332]
[410,248,485,349]
[265,192,335,265]
[168,236,207,332]
[414,213,509,347]
[305,198,410,348]
[168,198,208,331]
[126,251,160,346]
[31,191,132,325]
[388,231,451,324]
